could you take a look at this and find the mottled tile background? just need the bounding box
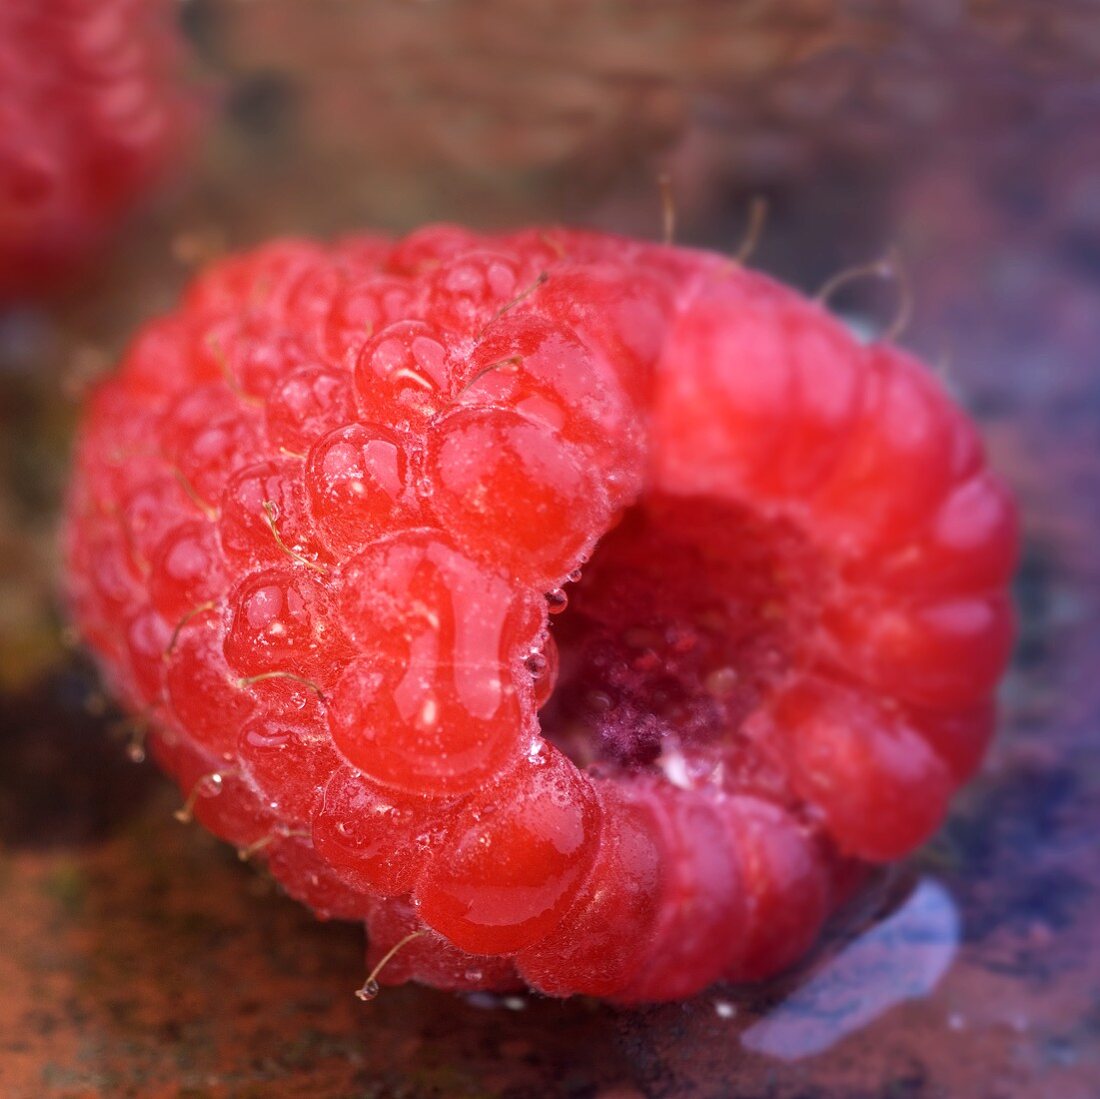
[1,3,1098,1096]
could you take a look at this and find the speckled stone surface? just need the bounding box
[2,4,1099,1096]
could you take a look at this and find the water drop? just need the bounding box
[355,978,380,1001]
[567,568,582,583]
[173,771,227,824]
[415,476,434,498]
[546,588,568,614]
[524,652,547,677]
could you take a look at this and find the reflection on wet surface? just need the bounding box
[741,878,960,1061]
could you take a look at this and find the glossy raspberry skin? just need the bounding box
[63,224,1018,1002]
[0,0,194,298]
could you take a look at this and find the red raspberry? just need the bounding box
[0,0,194,298]
[63,224,1018,1002]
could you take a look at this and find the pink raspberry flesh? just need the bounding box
[63,224,1018,1002]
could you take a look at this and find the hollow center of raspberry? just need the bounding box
[539,495,827,789]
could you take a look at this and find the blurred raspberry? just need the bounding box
[0,0,195,299]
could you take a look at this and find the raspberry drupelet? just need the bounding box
[63,225,1018,1002]
[0,0,194,298]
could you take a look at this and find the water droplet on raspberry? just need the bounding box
[458,315,642,492]
[201,772,225,795]
[426,408,610,589]
[355,979,380,1002]
[355,320,454,428]
[328,654,526,797]
[416,745,601,955]
[586,690,613,713]
[546,588,568,613]
[529,636,559,710]
[306,423,419,553]
[218,458,322,569]
[224,566,349,682]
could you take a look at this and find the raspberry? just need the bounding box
[63,224,1018,1002]
[0,0,193,298]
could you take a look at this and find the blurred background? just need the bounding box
[1,2,1099,1096]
